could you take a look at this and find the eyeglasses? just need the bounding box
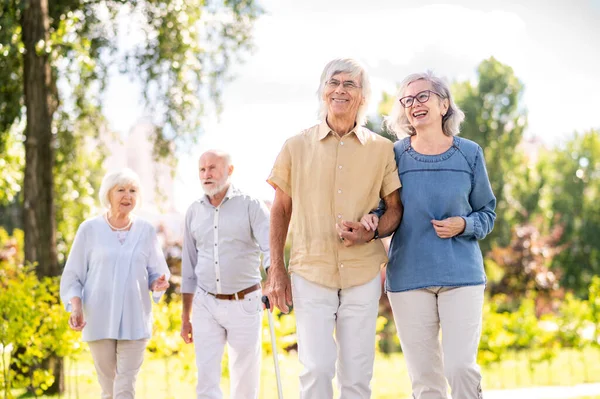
[326,79,362,90]
[399,90,443,108]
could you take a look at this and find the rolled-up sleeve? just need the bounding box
[60,223,88,312]
[249,198,271,271]
[181,206,198,294]
[460,147,496,240]
[267,140,292,196]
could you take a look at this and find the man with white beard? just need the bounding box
[180,149,270,399]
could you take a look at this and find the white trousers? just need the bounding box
[292,274,381,399]
[388,285,485,399]
[87,338,148,399]
[192,288,262,399]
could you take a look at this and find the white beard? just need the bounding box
[202,177,230,197]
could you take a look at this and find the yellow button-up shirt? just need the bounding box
[268,122,401,289]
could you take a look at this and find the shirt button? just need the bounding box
[340,141,344,146]
[215,261,218,264]
[214,243,217,246]
[338,165,342,169]
[216,279,219,282]
[214,226,217,228]
[216,209,219,212]
[337,189,342,194]
[337,214,342,219]
[340,264,344,268]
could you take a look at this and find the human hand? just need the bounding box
[431,217,466,238]
[360,214,379,232]
[337,220,374,247]
[181,319,193,344]
[151,274,169,292]
[264,264,293,314]
[68,308,86,331]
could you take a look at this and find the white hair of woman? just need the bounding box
[98,168,142,210]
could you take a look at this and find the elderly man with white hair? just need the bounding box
[180,149,270,399]
[265,58,403,399]
[60,168,170,399]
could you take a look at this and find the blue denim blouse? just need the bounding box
[384,136,496,292]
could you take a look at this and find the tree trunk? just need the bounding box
[22,0,58,277]
[22,0,63,394]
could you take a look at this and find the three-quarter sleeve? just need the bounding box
[147,227,171,303]
[460,147,497,240]
[180,206,198,294]
[60,222,89,312]
[249,198,271,271]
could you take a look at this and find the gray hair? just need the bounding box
[98,168,142,210]
[317,58,372,126]
[386,71,465,137]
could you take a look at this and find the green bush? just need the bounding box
[0,228,83,398]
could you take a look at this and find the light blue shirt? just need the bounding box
[385,136,496,292]
[181,185,270,295]
[60,215,170,342]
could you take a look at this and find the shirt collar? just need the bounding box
[199,184,240,205]
[317,120,367,145]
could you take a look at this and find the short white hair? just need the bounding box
[98,168,142,210]
[317,58,372,127]
[198,149,232,167]
[386,71,465,137]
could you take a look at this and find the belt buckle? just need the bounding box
[234,292,240,300]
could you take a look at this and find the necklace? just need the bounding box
[104,213,133,231]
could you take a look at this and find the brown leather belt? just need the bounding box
[207,283,261,300]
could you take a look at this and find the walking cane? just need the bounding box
[262,296,284,399]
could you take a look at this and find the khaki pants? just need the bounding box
[88,338,148,399]
[388,285,485,399]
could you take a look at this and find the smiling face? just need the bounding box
[108,183,138,215]
[323,72,364,122]
[403,79,449,132]
[199,152,233,197]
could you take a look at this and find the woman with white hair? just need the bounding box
[60,168,170,399]
[362,71,496,399]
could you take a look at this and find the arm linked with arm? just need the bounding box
[375,189,403,239]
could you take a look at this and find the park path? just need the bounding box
[485,383,600,399]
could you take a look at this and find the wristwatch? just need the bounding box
[369,228,379,242]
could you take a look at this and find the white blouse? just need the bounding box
[60,215,170,342]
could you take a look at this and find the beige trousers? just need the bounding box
[292,274,381,399]
[388,285,485,399]
[87,338,148,399]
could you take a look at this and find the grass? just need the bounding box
[12,347,600,399]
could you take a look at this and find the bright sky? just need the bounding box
[102,0,600,213]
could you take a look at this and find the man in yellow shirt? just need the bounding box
[265,58,403,399]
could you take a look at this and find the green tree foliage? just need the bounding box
[539,130,600,295]
[453,57,528,254]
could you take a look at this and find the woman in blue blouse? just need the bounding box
[362,72,496,399]
[60,168,170,399]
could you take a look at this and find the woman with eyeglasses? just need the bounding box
[361,71,496,399]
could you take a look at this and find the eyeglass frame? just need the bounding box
[325,78,362,91]
[399,89,444,108]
